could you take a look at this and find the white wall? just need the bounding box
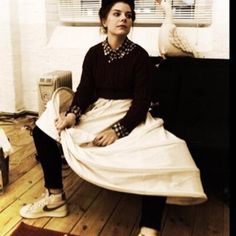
[0,0,47,113]
[0,0,23,112]
[0,0,229,113]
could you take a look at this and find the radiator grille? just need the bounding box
[38,70,72,116]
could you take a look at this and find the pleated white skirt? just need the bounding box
[36,88,207,205]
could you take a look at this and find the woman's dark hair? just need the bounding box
[99,0,136,34]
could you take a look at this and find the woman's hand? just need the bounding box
[54,113,76,135]
[93,128,118,147]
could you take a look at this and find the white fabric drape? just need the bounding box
[36,88,207,205]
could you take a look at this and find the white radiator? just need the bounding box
[38,70,72,116]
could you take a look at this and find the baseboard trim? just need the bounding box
[0,110,38,119]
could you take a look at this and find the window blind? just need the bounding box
[58,0,212,26]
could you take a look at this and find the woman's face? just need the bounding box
[103,2,133,37]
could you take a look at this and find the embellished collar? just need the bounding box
[102,37,136,63]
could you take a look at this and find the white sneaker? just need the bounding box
[20,189,68,218]
[137,226,160,236]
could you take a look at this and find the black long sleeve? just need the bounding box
[69,48,97,113]
[68,41,152,132]
[118,49,152,132]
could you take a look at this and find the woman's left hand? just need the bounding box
[54,113,76,135]
[93,128,118,147]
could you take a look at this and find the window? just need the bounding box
[58,0,212,26]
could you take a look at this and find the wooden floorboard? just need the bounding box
[70,189,122,236]
[0,115,230,236]
[99,194,141,236]
[161,204,196,236]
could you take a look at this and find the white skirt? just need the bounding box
[36,88,207,205]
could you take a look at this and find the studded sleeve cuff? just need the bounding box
[111,122,130,138]
[65,105,82,123]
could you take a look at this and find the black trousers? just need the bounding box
[33,126,166,231]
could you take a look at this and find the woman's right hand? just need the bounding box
[54,113,76,135]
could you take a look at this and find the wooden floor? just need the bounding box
[0,115,229,236]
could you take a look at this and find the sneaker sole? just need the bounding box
[20,206,69,219]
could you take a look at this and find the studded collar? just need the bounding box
[102,37,136,63]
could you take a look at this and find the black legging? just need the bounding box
[33,126,63,189]
[32,125,166,231]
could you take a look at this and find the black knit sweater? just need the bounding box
[69,39,152,133]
